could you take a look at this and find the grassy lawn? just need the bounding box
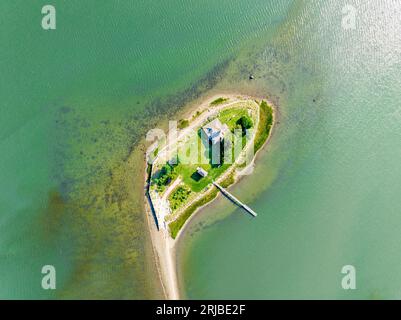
[175,162,230,192]
[174,132,231,192]
[218,106,256,159]
[172,104,257,193]
[218,107,250,130]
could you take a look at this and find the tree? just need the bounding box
[237,116,253,130]
[152,163,176,191]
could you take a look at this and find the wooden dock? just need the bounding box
[212,181,257,217]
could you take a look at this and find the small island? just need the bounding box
[144,94,275,299]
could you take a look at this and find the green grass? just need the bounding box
[218,107,253,162]
[210,97,228,106]
[175,162,229,192]
[254,100,273,152]
[174,133,231,192]
[218,107,249,131]
[169,188,219,239]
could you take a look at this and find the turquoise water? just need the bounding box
[180,0,401,299]
[1,1,292,298]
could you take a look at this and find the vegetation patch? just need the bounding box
[254,101,273,152]
[236,115,254,135]
[169,185,192,211]
[210,97,228,106]
[178,119,189,129]
[151,163,177,192]
[192,110,203,119]
[218,107,249,131]
[219,171,235,188]
[169,188,219,239]
[175,162,229,192]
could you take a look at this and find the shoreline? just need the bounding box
[143,92,277,300]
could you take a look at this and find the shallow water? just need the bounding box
[1,0,292,298]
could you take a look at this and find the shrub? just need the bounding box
[178,119,189,129]
[169,185,192,210]
[210,97,228,106]
[152,163,177,191]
